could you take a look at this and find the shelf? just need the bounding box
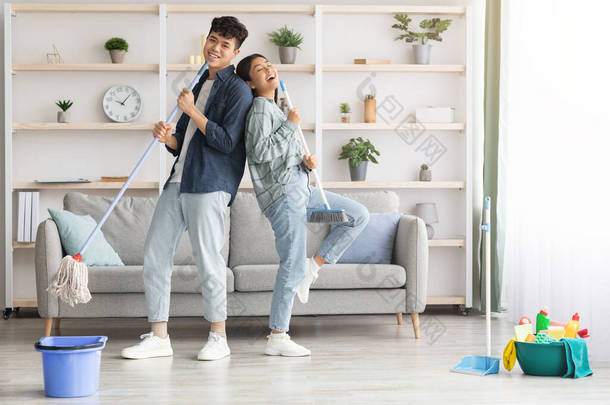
[11,4,160,14]
[321,181,465,190]
[167,63,315,73]
[428,238,465,248]
[12,241,35,249]
[427,296,466,305]
[320,5,466,16]
[13,122,159,131]
[11,298,37,308]
[12,64,158,72]
[323,64,465,73]
[322,122,464,131]
[13,181,159,190]
[166,5,315,15]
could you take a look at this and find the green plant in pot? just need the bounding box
[340,102,351,123]
[392,14,451,64]
[339,137,380,181]
[56,99,73,123]
[104,37,129,64]
[419,163,432,181]
[267,25,304,64]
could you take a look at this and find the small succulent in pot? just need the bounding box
[104,37,129,63]
[56,99,73,123]
[267,25,304,64]
[340,102,351,123]
[419,163,432,181]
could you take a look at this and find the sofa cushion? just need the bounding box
[63,192,230,266]
[228,191,400,267]
[87,266,234,293]
[47,208,124,266]
[338,213,401,264]
[232,264,406,292]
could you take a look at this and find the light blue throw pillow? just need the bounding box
[48,208,124,266]
[338,213,401,264]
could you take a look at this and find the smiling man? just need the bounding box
[121,16,253,361]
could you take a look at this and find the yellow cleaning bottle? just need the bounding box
[565,313,580,338]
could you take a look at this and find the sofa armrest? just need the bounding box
[393,215,429,313]
[35,219,63,318]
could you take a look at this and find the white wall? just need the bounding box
[1,0,485,307]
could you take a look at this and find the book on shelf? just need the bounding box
[34,178,90,183]
[24,192,32,242]
[31,192,39,242]
[17,192,25,242]
[101,176,128,182]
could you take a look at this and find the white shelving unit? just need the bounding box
[3,3,472,314]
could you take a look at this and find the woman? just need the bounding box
[236,54,369,357]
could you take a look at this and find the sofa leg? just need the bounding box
[43,318,60,337]
[44,318,53,337]
[411,313,420,339]
[396,312,403,325]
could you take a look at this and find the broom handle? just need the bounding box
[77,62,209,256]
[483,196,492,357]
[281,83,333,210]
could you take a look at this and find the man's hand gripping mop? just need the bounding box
[47,62,210,306]
[279,80,347,224]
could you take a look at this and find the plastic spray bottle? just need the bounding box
[536,307,551,334]
[565,313,580,338]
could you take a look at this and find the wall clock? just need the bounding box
[103,85,142,122]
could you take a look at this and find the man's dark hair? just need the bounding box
[209,16,248,49]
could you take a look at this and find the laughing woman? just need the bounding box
[236,54,369,357]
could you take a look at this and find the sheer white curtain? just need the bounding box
[500,0,610,361]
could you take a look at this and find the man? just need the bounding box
[121,16,252,361]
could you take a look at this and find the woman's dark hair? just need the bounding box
[209,16,248,49]
[236,53,278,102]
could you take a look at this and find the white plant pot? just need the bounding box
[413,44,431,65]
[57,111,70,123]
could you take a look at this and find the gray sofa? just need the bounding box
[35,190,429,337]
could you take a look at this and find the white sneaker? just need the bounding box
[296,258,319,304]
[197,331,231,361]
[264,333,311,357]
[121,332,173,359]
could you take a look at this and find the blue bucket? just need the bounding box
[35,336,108,398]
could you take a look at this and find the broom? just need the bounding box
[279,80,347,223]
[48,62,210,306]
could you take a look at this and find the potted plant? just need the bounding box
[104,37,129,64]
[267,25,304,64]
[339,137,380,181]
[340,102,351,123]
[392,14,452,64]
[56,99,73,123]
[419,163,432,181]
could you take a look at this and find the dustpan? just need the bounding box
[451,196,500,376]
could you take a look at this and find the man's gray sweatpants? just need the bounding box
[143,182,230,323]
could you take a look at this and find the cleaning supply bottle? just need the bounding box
[565,313,580,338]
[536,307,551,334]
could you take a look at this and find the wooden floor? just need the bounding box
[0,310,608,404]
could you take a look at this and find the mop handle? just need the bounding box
[77,62,210,257]
[280,80,333,210]
[483,196,492,357]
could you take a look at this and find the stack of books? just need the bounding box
[17,192,40,243]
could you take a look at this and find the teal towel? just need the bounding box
[561,338,593,378]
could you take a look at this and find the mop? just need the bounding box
[279,80,347,223]
[451,196,500,375]
[47,62,210,306]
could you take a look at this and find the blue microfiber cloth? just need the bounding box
[561,338,593,378]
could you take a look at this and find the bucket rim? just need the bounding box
[35,336,107,351]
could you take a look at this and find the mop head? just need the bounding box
[309,208,348,223]
[47,254,92,307]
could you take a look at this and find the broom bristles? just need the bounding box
[47,255,92,307]
[309,209,348,224]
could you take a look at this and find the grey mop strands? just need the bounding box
[279,80,347,224]
[48,62,210,306]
